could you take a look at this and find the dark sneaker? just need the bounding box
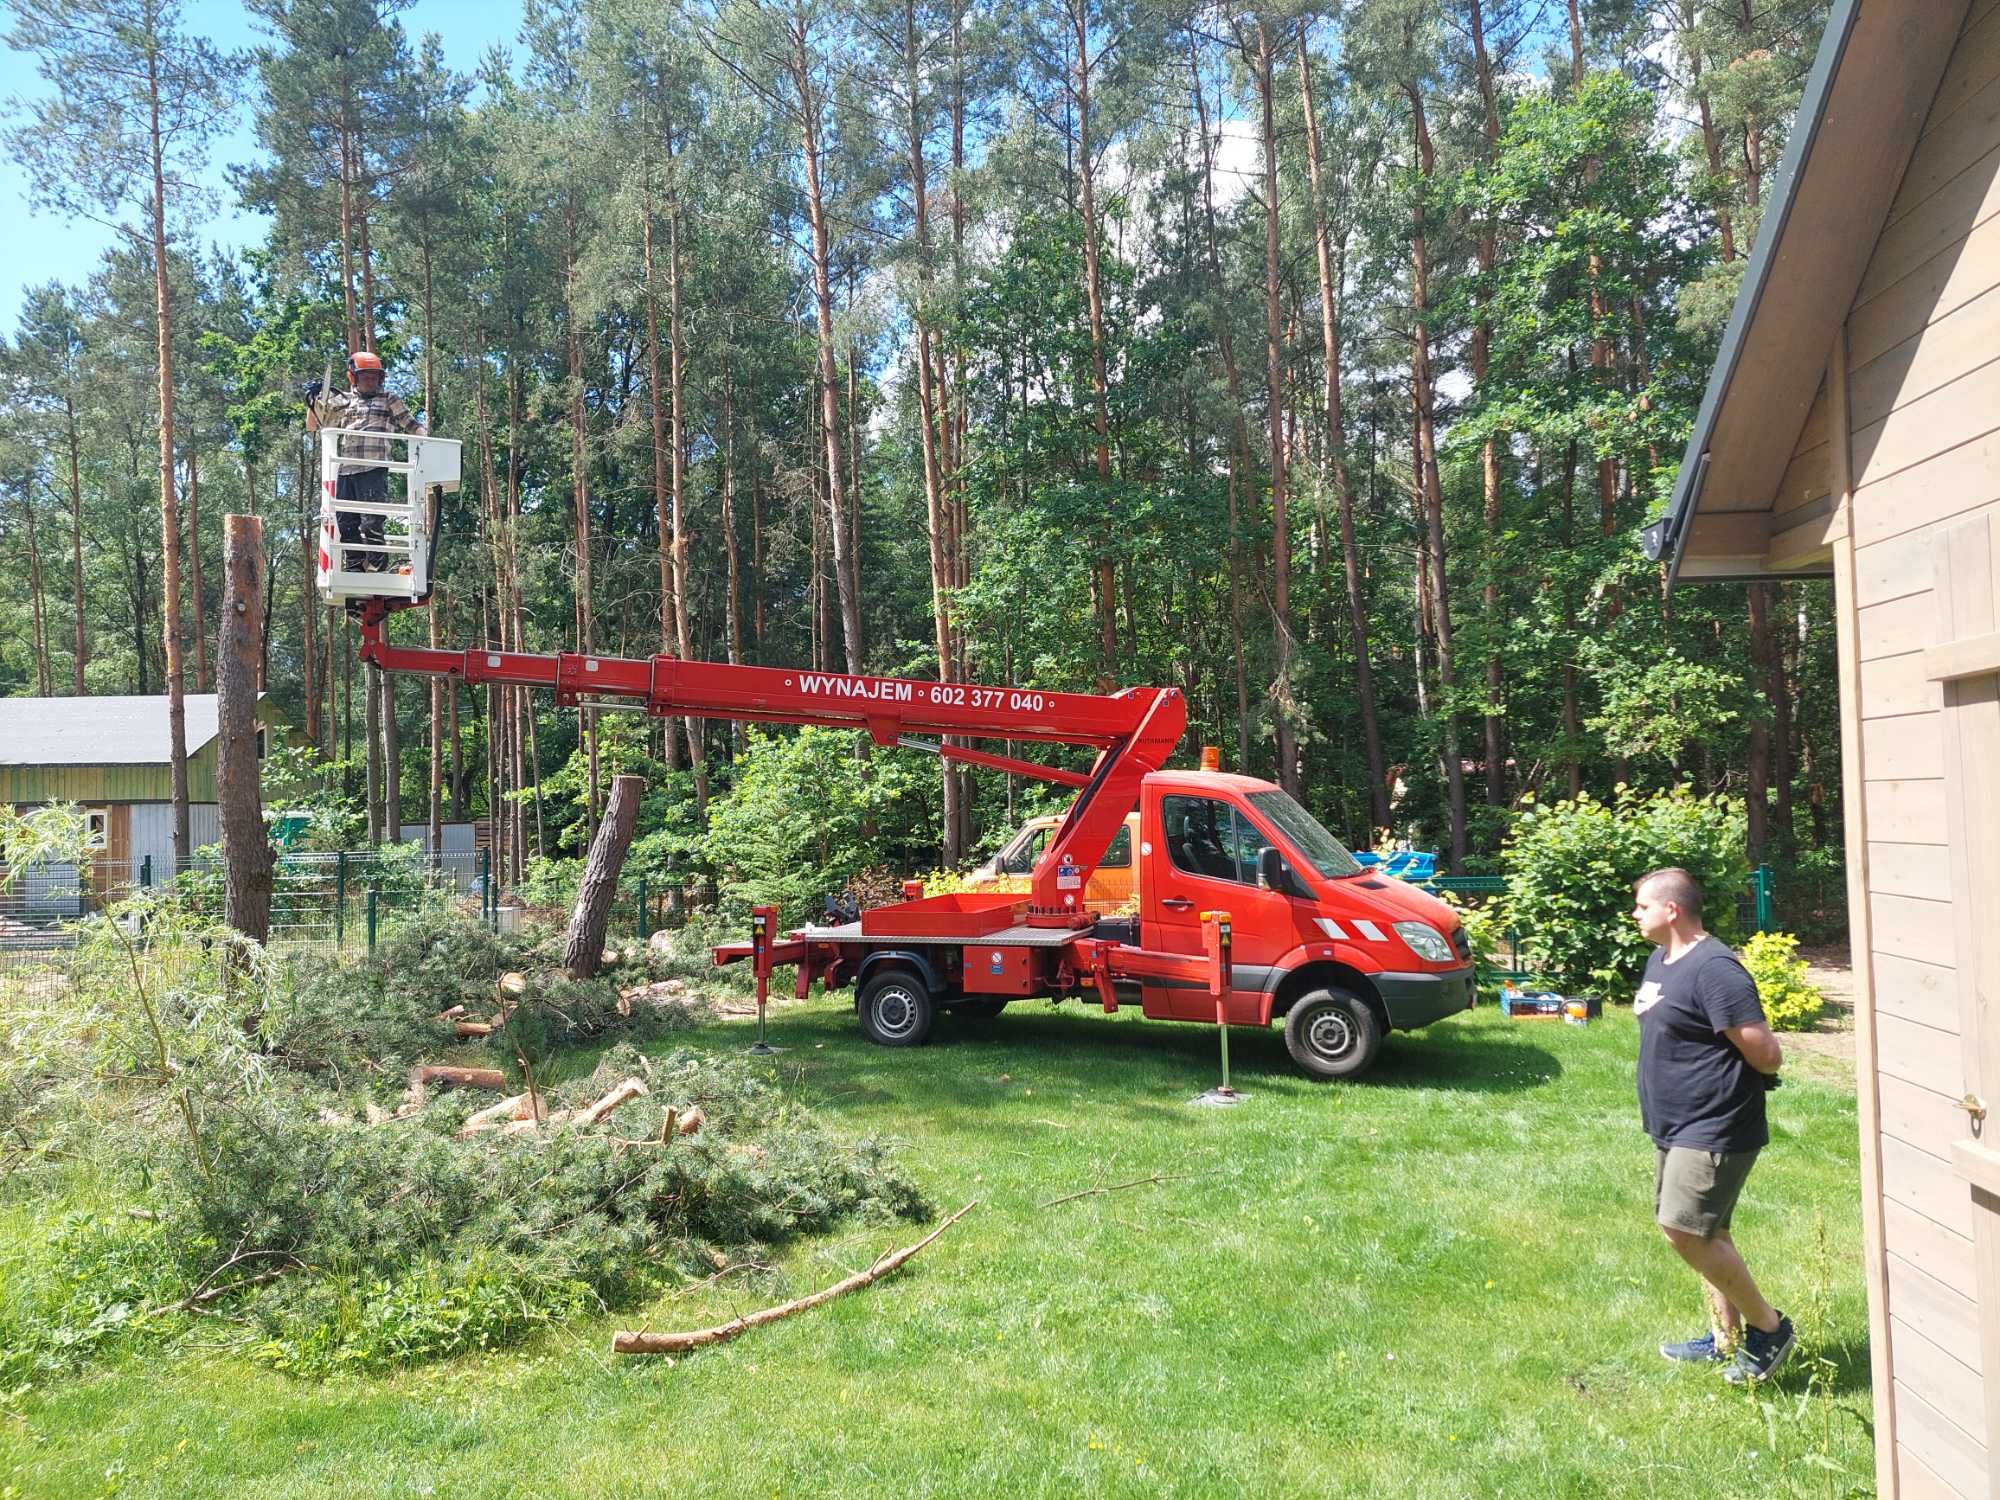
[1660,1329,1728,1364]
[1725,1314,1795,1384]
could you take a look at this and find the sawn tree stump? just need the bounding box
[564,774,644,978]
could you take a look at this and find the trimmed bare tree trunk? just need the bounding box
[67,391,86,693]
[23,489,52,696]
[565,774,644,979]
[188,452,208,691]
[428,595,443,859]
[218,514,274,942]
[147,45,191,864]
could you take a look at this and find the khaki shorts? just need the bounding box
[1655,1146,1759,1237]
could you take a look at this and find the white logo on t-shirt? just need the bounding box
[1634,979,1663,1015]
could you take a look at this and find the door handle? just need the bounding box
[1162,897,1195,911]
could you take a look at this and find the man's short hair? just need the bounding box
[1635,867,1704,919]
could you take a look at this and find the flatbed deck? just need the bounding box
[797,922,1083,948]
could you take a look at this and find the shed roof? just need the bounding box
[1643,0,1975,585]
[0,695,236,767]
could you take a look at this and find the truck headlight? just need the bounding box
[1393,921,1453,963]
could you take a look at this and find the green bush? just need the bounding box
[1500,785,1749,995]
[1741,932,1825,1032]
[702,728,923,921]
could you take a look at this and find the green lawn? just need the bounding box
[2,993,1872,1499]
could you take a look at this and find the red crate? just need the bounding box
[860,891,1026,938]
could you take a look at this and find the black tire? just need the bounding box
[857,969,936,1048]
[1284,988,1382,1080]
[954,997,1007,1021]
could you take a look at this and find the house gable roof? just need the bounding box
[1644,0,1975,585]
[0,695,236,767]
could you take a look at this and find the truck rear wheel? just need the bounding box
[858,970,935,1048]
[1284,988,1380,1080]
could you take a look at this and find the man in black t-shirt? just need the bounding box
[1631,866,1794,1384]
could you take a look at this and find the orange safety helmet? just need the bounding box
[347,350,385,377]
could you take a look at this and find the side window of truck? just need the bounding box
[1001,827,1048,875]
[1161,796,1267,884]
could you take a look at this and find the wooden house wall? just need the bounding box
[1842,5,2000,1490]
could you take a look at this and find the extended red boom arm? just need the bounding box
[356,616,1186,925]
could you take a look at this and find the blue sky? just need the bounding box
[0,0,528,329]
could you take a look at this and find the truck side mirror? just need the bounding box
[1258,845,1300,897]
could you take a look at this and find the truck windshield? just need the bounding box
[1247,791,1364,879]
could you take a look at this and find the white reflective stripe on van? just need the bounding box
[1316,917,1348,941]
[1354,919,1387,942]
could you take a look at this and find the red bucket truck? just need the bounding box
[336,498,1472,1080]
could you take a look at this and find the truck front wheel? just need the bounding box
[1284,989,1381,1080]
[858,970,935,1048]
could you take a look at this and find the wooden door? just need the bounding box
[1930,511,2000,1496]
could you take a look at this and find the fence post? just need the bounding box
[638,878,649,943]
[366,881,379,954]
[335,851,347,947]
[1755,863,1776,933]
[481,847,493,932]
[140,854,152,890]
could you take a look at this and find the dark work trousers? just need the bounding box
[335,466,389,571]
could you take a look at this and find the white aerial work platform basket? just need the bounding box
[315,426,462,606]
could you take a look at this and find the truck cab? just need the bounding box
[1127,769,1474,1077]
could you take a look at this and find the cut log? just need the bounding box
[575,1077,649,1128]
[412,1065,507,1091]
[564,774,645,978]
[675,1105,703,1137]
[437,1004,468,1022]
[611,1201,978,1356]
[458,1091,534,1137]
[499,972,528,998]
[456,1020,497,1038]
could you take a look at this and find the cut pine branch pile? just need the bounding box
[612,1200,978,1356]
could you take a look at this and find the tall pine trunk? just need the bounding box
[1188,38,1253,772]
[1406,85,1466,869]
[666,180,707,814]
[1253,19,1300,795]
[1071,0,1119,673]
[791,21,863,675]
[905,0,961,863]
[1468,0,1507,812]
[1297,32,1389,830]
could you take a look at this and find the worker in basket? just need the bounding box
[305,350,426,574]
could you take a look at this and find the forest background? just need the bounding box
[0,0,1844,925]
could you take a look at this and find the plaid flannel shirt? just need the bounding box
[318,388,423,470]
